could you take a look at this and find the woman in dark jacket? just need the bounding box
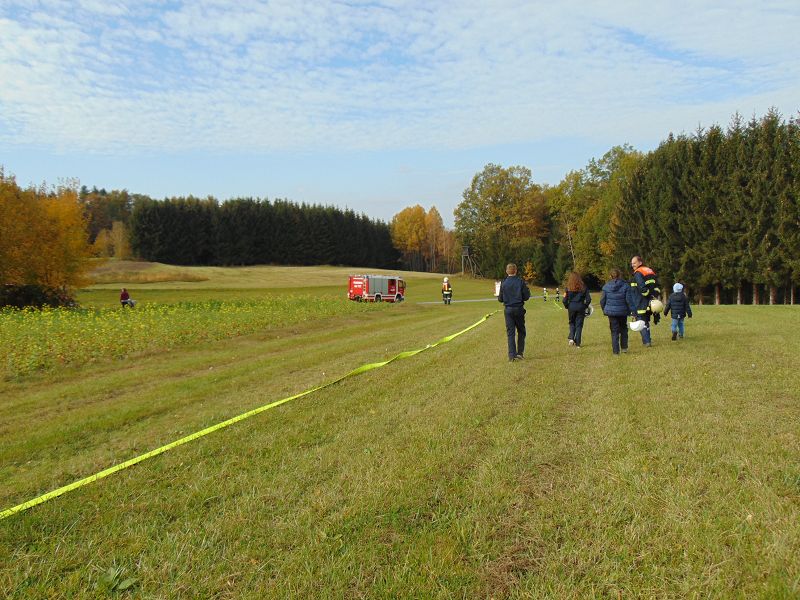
[562,272,591,348]
[600,268,632,354]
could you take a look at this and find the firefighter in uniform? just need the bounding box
[543,287,548,302]
[442,277,453,305]
[628,255,661,346]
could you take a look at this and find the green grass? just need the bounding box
[1,268,798,597]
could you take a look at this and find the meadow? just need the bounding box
[1,264,798,598]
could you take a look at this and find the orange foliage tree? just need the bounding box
[0,169,91,289]
[391,204,451,272]
[391,205,427,271]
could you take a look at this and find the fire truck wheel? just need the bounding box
[396,295,403,302]
[375,295,382,302]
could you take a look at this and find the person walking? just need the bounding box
[441,277,453,305]
[600,268,633,354]
[120,288,131,308]
[664,282,692,340]
[628,255,661,346]
[542,287,548,302]
[498,263,531,362]
[562,272,591,348]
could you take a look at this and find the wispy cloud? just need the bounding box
[1,0,798,156]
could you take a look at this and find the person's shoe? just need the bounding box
[515,354,524,360]
[644,343,652,347]
[613,351,620,355]
[671,332,677,341]
[568,339,575,347]
[679,335,684,339]
[574,344,581,348]
[621,348,628,353]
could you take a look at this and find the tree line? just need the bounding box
[615,111,799,304]
[3,109,798,306]
[450,110,799,304]
[79,188,398,268]
[2,176,399,306]
[129,196,398,268]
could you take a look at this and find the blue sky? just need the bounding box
[1,1,798,227]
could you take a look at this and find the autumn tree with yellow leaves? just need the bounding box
[0,169,92,303]
[391,204,454,272]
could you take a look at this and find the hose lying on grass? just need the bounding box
[0,310,498,521]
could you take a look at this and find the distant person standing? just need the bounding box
[562,272,591,348]
[555,287,561,304]
[628,255,661,346]
[441,277,453,305]
[542,287,548,302]
[499,263,531,362]
[600,268,633,355]
[120,288,131,308]
[664,282,692,340]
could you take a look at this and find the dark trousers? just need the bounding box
[608,315,628,354]
[568,309,586,346]
[504,306,526,358]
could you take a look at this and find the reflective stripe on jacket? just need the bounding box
[630,265,660,314]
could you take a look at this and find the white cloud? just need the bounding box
[0,0,798,156]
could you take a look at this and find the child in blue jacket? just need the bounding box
[664,283,692,340]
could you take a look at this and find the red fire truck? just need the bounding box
[348,274,406,302]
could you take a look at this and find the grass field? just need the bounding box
[1,265,798,598]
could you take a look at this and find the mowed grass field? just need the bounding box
[1,264,798,598]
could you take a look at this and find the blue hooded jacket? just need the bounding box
[664,291,692,319]
[600,278,633,317]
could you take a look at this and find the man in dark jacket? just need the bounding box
[498,263,531,362]
[664,282,692,340]
[628,255,660,346]
[601,268,635,354]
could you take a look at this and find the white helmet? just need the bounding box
[649,299,664,314]
[629,319,646,332]
[443,277,449,282]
